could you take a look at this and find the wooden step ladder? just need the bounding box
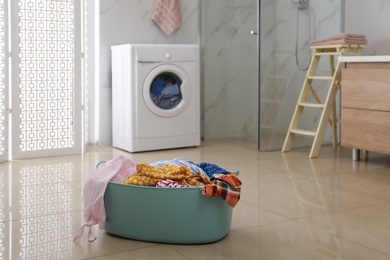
[282,44,364,158]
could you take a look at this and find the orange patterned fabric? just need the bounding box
[122,164,210,187]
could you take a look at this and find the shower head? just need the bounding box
[293,0,310,11]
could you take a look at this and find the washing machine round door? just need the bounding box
[143,64,192,117]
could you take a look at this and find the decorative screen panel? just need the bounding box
[13,0,81,159]
[0,0,7,162]
[82,0,89,148]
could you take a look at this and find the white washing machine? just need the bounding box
[111,44,200,152]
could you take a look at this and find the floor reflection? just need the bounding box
[1,161,81,259]
[0,141,389,259]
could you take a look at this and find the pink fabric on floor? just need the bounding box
[74,156,136,242]
[152,0,182,36]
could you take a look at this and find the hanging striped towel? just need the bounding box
[152,0,182,36]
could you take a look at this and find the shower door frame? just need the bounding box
[256,1,261,151]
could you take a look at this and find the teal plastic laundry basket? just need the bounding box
[104,181,233,244]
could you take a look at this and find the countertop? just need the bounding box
[339,55,390,62]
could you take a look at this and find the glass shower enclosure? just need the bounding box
[201,0,342,151]
[259,0,343,151]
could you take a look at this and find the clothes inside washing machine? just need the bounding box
[150,72,182,110]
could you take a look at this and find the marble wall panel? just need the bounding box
[345,0,390,55]
[201,0,258,139]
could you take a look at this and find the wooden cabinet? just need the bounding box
[340,57,390,157]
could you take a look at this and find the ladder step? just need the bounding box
[290,129,316,136]
[307,76,334,80]
[262,99,282,104]
[268,75,288,79]
[272,48,294,54]
[298,102,325,108]
[260,124,274,129]
[313,52,340,56]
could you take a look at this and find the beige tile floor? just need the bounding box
[1,138,390,259]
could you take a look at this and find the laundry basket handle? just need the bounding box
[96,160,107,169]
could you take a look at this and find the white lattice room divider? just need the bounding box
[0,0,8,163]
[82,0,89,150]
[11,0,83,159]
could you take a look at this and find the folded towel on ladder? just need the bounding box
[311,33,367,46]
[152,0,182,36]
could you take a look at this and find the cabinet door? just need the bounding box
[341,108,390,154]
[342,68,390,111]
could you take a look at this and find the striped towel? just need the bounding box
[199,172,242,207]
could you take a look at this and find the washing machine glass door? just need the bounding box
[143,64,192,118]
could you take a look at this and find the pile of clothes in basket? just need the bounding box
[123,158,241,206]
[74,155,241,241]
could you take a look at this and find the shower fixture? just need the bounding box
[293,0,310,11]
[294,0,313,71]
